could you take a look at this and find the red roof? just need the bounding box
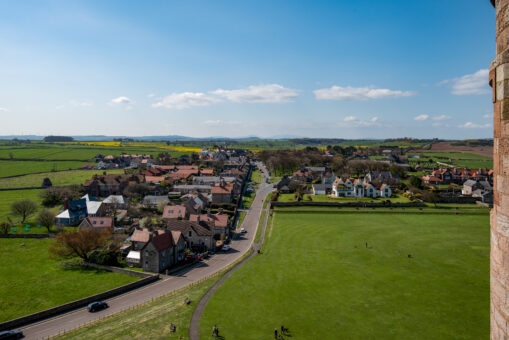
[212,183,233,194]
[145,176,166,183]
[162,205,187,219]
[189,213,228,228]
[85,217,113,229]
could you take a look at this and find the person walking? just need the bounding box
[274,328,278,339]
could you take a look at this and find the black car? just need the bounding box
[87,301,108,312]
[0,330,23,339]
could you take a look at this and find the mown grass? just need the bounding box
[56,277,219,340]
[0,160,87,177]
[251,169,263,184]
[242,192,256,209]
[199,212,489,339]
[0,239,139,322]
[0,169,125,189]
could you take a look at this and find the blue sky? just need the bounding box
[0,0,496,139]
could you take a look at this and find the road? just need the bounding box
[21,162,273,340]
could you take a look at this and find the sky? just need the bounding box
[0,0,497,139]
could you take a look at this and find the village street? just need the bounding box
[21,163,273,340]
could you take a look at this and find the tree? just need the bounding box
[40,185,82,207]
[41,177,53,188]
[49,228,112,262]
[421,190,439,207]
[390,164,406,178]
[0,220,10,234]
[36,210,55,233]
[11,199,38,223]
[410,176,423,189]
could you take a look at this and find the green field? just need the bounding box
[0,169,125,189]
[0,189,43,220]
[199,212,489,339]
[0,160,88,177]
[408,152,492,169]
[0,239,139,322]
[242,192,256,209]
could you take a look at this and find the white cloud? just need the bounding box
[211,84,298,103]
[110,96,133,105]
[432,115,451,121]
[70,100,93,107]
[337,116,380,127]
[458,122,491,129]
[152,92,220,110]
[202,120,244,127]
[147,93,155,98]
[440,69,490,95]
[55,105,64,110]
[483,113,492,119]
[414,114,429,121]
[314,85,415,101]
[0,107,7,112]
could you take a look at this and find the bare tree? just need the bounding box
[49,228,112,262]
[36,210,55,233]
[11,199,38,223]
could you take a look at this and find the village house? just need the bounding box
[84,174,143,197]
[78,216,114,232]
[55,198,88,225]
[162,205,188,220]
[189,209,229,237]
[143,195,170,208]
[312,183,332,195]
[331,177,392,198]
[126,228,185,272]
[166,219,215,251]
[211,182,233,204]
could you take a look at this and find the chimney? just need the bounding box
[218,207,223,215]
[207,209,211,217]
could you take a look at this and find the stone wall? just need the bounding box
[0,274,158,331]
[490,1,509,338]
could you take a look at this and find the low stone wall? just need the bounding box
[82,262,155,278]
[437,196,479,204]
[0,273,159,331]
[0,234,55,238]
[271,201,425,208]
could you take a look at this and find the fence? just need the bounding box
[0,234,55,239]
[0,275,159,332]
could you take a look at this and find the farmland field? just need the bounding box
[0,189,43,220]
[408,152,493,169]
[0,169,125,189]
[0,239,139,322]
[0,160,87,177]
[199,212,489,339]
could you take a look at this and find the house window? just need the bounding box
[145,250,149,257]
[188,231,192,237]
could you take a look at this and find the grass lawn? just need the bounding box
[0,239,139,322]
[243,192,256,209]
[254,210,266,243]
[0,169,125,189]
[0,160,87,177]
[236,211,246,229]
[269,176,281,183]
[251,169,263,184]
[199,212,489,339]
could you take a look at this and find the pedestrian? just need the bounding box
[365,242,368,248]
[274,328,278,339]
[212,325,217,337]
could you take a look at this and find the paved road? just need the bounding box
[21,162,273,340]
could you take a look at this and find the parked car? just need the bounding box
[87,301,108,312]
[0,330,23,339]
[222,244,231,251]
[240,227,247,233]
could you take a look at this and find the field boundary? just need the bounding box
[271,201,425,208]
[0,274,159,332]
[0,234,55,239]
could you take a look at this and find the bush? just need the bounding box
[89,250,120,266]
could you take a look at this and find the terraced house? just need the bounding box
[331,177,391,198]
